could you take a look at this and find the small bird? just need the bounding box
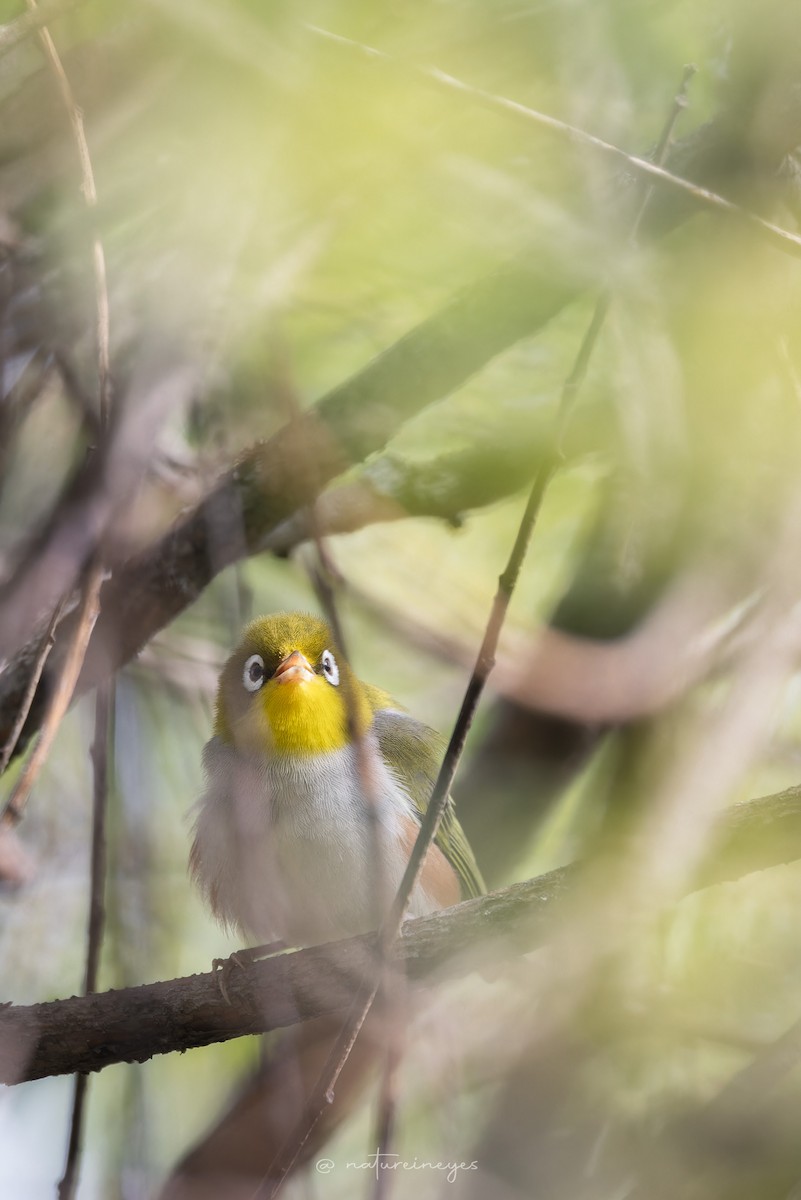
[165,613,484,1197]
[190,610,484,948]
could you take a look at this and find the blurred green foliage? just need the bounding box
[2,0,801,1196]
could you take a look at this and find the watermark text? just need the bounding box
[316,1150,478,1184]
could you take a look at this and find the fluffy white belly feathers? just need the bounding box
[190,733,443,947]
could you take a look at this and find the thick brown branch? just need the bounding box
[0,867,566,1085]
[1,783,800,1086]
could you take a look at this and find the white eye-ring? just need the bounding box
[242,653,266,692]
[321,649,339,686]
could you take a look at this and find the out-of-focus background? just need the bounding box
[3,0,801,1196]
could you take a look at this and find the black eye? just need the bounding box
[321,649,339,686]
[242,653,265,692]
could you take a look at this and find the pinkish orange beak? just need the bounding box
[273,650,316,685]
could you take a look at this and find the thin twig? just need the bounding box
[277,349,390,932]
[369,982,404,1189]
[1,558,103,829]
[0,595,66,776]
[391,59,693,960]
[274,989,381,1198]
[308,26,801,262]
[251,371,406,1193]
[58,681,113,1200]
[634,64,697,226]
[371,1029,406,1200]
[556,63,695,451]
[271,573,400,1196]
[84,683,111,996]
[283,343,408,1196]
[305,553,394,927]
[26,0,110,425]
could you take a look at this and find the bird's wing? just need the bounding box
[372,707,485,900]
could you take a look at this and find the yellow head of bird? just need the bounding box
[214,612,372,756]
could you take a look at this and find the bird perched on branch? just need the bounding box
[190,610,483,946]
[165,611,483,1198]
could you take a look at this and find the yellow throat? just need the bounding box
[213,612,375,757]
